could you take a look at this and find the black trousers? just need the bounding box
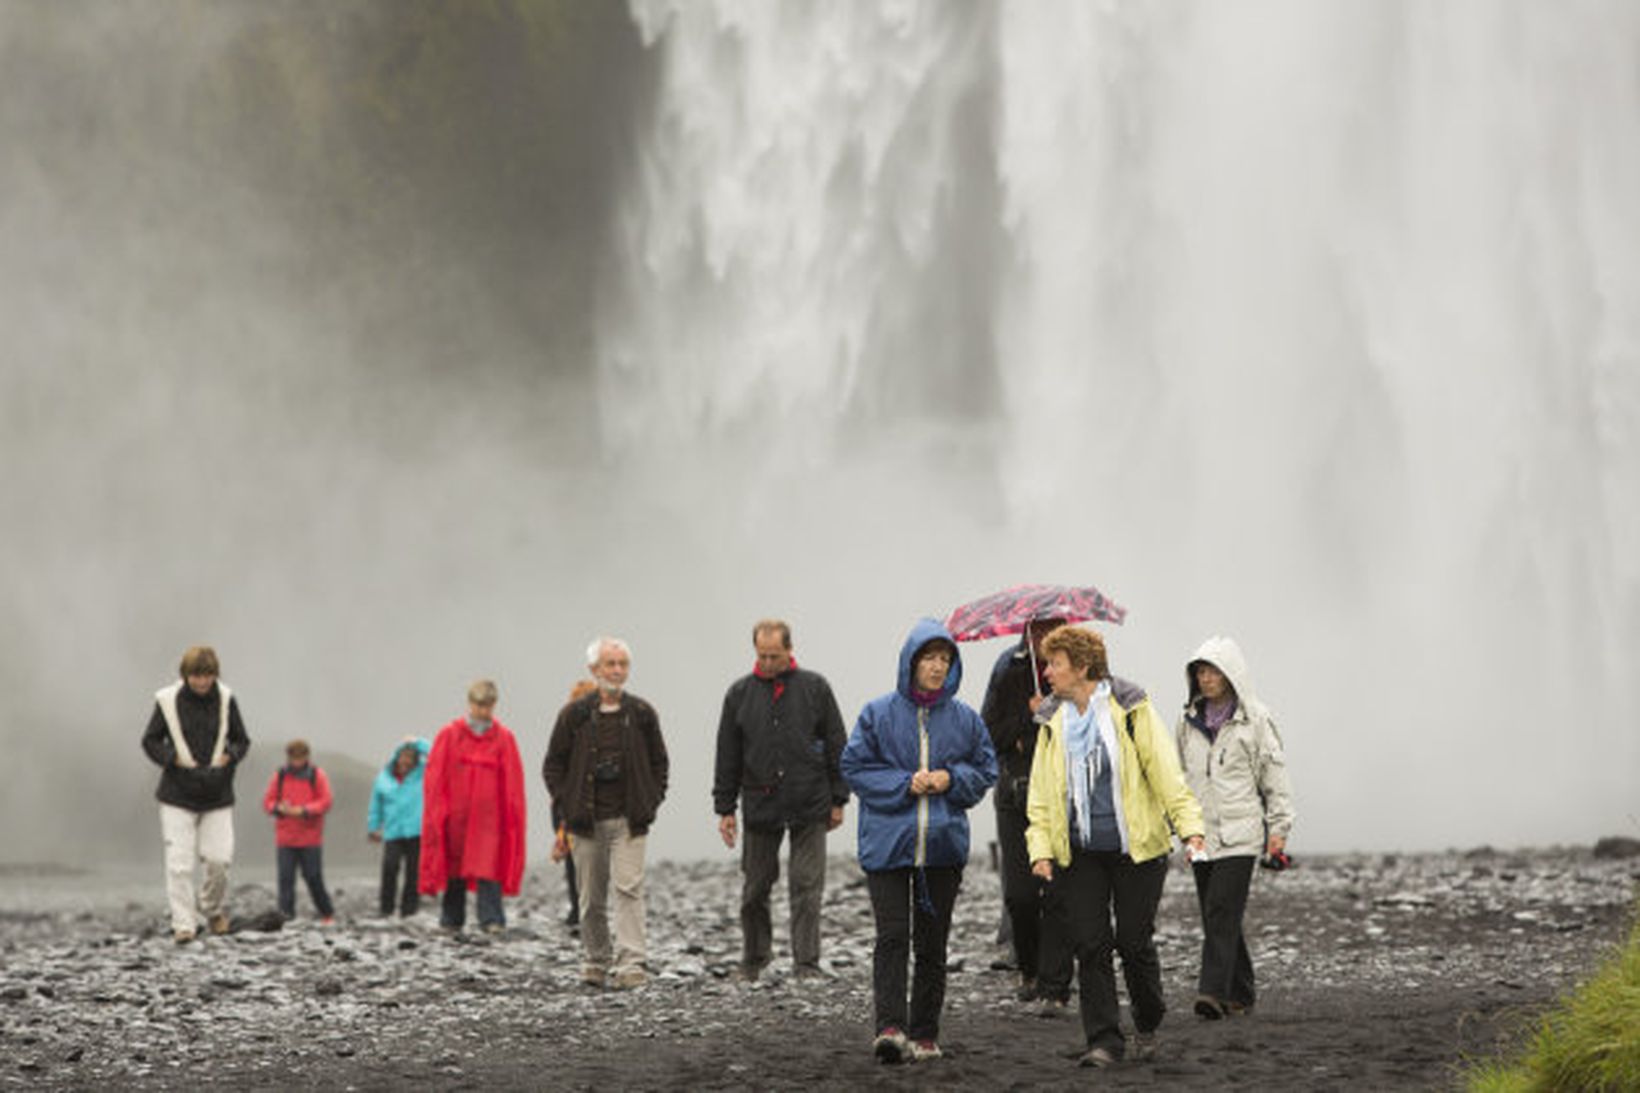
[441,878,503,928]
[1192,855,1256,1006]
[276,845,335,919]
[380,837,421,917]
[1045,850,1168,1055]
[994,801,1041,979]
[563,851,580,925]
[865,866,963,1042]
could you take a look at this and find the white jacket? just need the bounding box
[1174,637,1295,858]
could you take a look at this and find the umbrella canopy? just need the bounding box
[943,582,1127,642]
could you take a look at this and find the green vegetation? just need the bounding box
[1466,903,1640,1092]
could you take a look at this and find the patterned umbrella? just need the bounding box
[943,582,1127,642]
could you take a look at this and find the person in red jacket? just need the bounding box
[419,679,527,934]
[262,739,335,923]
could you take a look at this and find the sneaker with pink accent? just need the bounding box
[872,1027,910,1064]
[910,1039,942,1062]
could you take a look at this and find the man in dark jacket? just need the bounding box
[140,645,251,943]
[713,619,848,981]
[981,618,1064,1001]
[543,637,669,990]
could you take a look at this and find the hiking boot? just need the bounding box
[581,968,606,989]
[792,964,825,981]
[1131,1031,1158,1062]
[610,969,646,990]
[1078,1046,1117,1069]
[1194,993,1226,1020]
[207,913,231,936]
[910,1039,942,1062]
[1223,999,1254,1017]
[872,1027,910,1065]
[173,929,195,945]
[732,963,763,984]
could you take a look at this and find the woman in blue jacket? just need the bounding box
[368,737,431,918]
[841,619,997,1065]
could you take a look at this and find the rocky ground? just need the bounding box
[1,846,1635,1091]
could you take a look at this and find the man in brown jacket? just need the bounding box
[543,637,669,989]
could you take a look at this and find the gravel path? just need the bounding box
[1,848,1634,1090]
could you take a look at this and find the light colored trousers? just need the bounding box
[160,803,234,934]
[572,816,647,977]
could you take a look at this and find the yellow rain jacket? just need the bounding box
[1025,678,1203,867]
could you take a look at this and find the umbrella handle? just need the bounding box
[1028,630,1041,697]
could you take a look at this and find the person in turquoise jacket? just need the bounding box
[841,618,997,1066]
[368,737,431,918]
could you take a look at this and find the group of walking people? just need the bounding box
[140,613,1292,1070]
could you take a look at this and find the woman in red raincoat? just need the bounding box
[419,678,527,932]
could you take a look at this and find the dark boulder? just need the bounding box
[1592,836,1640,860]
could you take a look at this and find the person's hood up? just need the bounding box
[895,617,963,702]
[1185,636,1264,717]
[381,737,431,775]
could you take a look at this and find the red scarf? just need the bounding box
[754,657,797,702]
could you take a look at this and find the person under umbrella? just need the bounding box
[980,616,1067,1003]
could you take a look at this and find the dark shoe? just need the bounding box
[1194,993,1226,1020]
[1015,975,1039,1002]
[1131,1031,1158,1062]
[732,963,763,983]
[792,964,825,981]
[872,1027,910,1064]
[909,1039,942,1062]
[1078,1046,1117,1069]
[1037,995,1070,1018]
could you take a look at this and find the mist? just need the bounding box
[3,2,1636,870]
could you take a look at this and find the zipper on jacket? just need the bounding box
[915,708,929,868]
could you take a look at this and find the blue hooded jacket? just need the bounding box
[367,738,431,841]
[841,618,998,872]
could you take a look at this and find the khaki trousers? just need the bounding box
[160,803,234,934]
[572,816,648,977]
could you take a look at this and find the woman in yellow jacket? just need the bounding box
[1026,627,1205,1069]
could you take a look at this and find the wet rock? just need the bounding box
[1592,836,1640,860]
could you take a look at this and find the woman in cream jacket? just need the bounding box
[1175,636,1295,1019]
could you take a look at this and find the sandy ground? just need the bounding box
[1,847,1634,1090]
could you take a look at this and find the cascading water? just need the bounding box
[606,1,1640,851]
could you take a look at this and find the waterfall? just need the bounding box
[604,1,1640,850]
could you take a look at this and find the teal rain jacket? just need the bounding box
[367,738,431,841]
